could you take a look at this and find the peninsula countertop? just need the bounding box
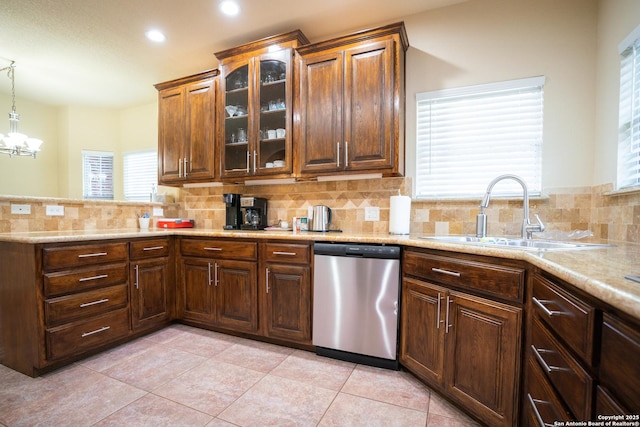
[0,228,638,320]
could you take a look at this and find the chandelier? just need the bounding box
[0,61,43,158]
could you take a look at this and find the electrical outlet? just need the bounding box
[46,205,65,216]
[11,204,31,215]
[153,207,164,217]
[365,206,380,221]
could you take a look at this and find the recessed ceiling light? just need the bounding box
[220,0,240,16]
[145,29,166,43]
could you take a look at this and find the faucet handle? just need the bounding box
[534,214,545,232]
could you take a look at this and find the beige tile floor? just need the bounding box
[0,324,481,426]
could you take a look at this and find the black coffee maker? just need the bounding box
[223,193,242,230]
[240,197,268,230]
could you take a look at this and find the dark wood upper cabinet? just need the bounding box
[214,30,309,180]
[296,22,408,178]
[155,70,219,184]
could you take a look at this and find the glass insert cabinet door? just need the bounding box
[220,49,293,178]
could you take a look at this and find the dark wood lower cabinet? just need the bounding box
[400,249,524,427]
[401,280,522,427]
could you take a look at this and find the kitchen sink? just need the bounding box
[418,235,614,251]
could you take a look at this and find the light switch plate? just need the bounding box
[152,207,164,217]
[11,204,31,214]
[365,206,380,221]
[46,205,65,216]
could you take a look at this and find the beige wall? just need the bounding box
[404,0,599,192]
[0,93,60,197]
[1,0,639,198]
[594,0,640,186]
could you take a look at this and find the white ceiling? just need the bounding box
[0,0,465,109]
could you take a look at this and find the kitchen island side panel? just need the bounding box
[0,242,42,376]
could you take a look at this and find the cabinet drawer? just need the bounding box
[531,273,596,363]
[43,263,128,297]
[403,250,525,302]
[44,284,129,326]
[130,238,170,260]
[263,242,311,264]
[43,242,128,271]
[524,357,570,427]
[45,307,130,361]
[599,314,640,413]
[180,238,257,260]
[530,318,593,420]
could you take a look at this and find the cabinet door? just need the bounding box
[399,277,446,387]
[131,258,170,331]
[214,259,258,333]
[298,50,344,174]
[343,38,395,171]
[158,86,185,183]
[179,258,214,322]
[255,51,293,175]
[445,290,522,427]
[184,78,216,181]
[221,60,252,178]
[263,263,311,343]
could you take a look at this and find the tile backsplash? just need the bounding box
[1,178,638,244]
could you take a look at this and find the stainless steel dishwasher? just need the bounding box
[313,242,400,369]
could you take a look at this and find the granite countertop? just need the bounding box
[0,228,638,320]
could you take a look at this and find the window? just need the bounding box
[123,150,158,202]
[617,25,640,190]
[415,77,545,199]
[82,150,114,200]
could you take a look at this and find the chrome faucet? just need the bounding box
[476,174,545,239]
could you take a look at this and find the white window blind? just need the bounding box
[82,150,114,200]
[617,26,640,190]
[415,77,545,199]
[123,150,158,202]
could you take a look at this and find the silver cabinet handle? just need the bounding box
[78,252,107,258]
[445,296,453,333]
[272,251,296,256]
[531,345,569,373]
[527,394,555,427]
[204,247,223,251]
[214,262,219,286]
[336,142,340,167]
[178,157,182,178]
[532,297,567,317]
[80,298,109,308]
[266,267,270,293]
[345,141,349,167]
[143,246,164,251]
[134,265,139,289]
[246,150,250,173]
[184,158,189,176]
[207,262,212,286]
[432,267,461,277]
[436,292,443,329]
[82,326,110,338]
[79,274,108,282]
[253,150,257,173]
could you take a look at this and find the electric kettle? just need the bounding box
[310,205,332,231]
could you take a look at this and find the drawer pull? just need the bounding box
[78,274,108,282]
[80,298,109,308]
[527,394,555,427]
[445,296,453,333]
[81,326,110,337]
[532,297,568,317]
[143,246,164,251]
[78,252,108,258]
[531,345,570,373]
[204,247,223,251]
[272,251,296,256]
[432,267,461,277]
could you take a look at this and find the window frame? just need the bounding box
[82,150,114,200]
[414,76,545,200]
[123,149,158,202]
